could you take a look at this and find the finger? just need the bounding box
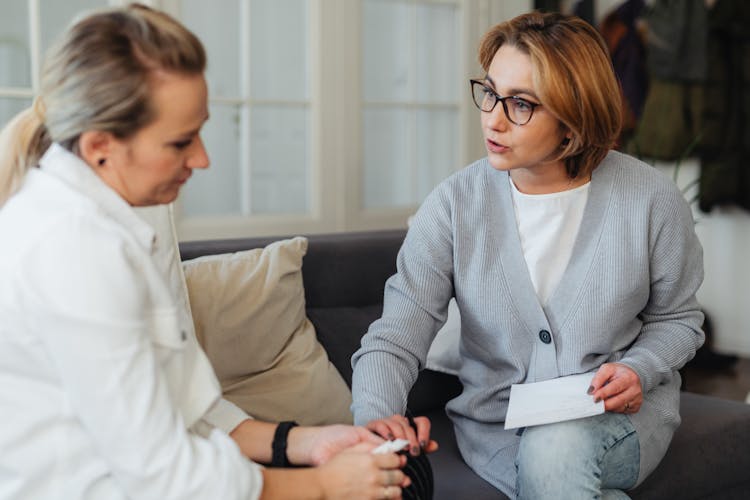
[375,485,402,500]
[366,420,392,440]
[616,396,640,413]
[386,415,416,444]
[399,467,412,488]
[588,364,615,394]
[367,420,403,441]
[357,426,386,445]
[604,394,629,412]
[371,451,403,471]
[599,368,642,404]
[602,387,640,412]
[423,439,439,453]
[400,416,422,456]
[591,367,637,402]
[595,377,632,402]
[384,414,419,454]
[410,416,432,450]
[380,468,406,486]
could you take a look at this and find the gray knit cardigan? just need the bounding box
[351,151,705,496]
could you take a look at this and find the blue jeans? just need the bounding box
[515,412,640,500]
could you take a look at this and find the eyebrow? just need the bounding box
[176,113,210,138]
[484,75,539,100]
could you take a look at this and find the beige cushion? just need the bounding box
[182,237,353,426]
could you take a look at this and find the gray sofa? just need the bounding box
[180,229,750,500]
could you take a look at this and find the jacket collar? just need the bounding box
[38,143,157,253]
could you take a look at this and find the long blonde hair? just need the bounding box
[478,11,622,179]
[0,3,206,206]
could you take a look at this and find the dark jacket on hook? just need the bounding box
[698,0,750,212]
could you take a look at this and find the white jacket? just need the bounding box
[0,144,263,500]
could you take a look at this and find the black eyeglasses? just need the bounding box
[469,79,541,126]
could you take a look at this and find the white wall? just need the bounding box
[695,208,750,356]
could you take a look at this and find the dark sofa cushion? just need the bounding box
[630,392,750,499]
[426,408,508,500]
[299,230,403,308]
[306,305,381,386]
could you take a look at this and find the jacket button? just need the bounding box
[539,330,551,344]
[181,330,187,341]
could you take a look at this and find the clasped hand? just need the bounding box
[588,362,643,414]
[365,414,439,456]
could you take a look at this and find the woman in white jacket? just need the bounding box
[0,4,407,500]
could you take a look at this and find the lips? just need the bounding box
[486,138,509,154]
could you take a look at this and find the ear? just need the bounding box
[78,130,117,168]
[560,128,574,147]
[557,123,573,146]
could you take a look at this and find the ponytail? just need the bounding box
[0,102,51,207]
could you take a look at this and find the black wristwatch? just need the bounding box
[271,421,299,467]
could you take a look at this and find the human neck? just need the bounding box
[509,163,589,195]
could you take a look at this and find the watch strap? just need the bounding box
[271,421,299,467]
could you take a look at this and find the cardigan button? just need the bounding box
[180,330,187,341]
[539,330,552,344]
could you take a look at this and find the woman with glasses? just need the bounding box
[351,11,704,499]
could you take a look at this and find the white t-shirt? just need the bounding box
[510,177,590,305]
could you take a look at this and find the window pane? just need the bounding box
[416,109,458,200]
[180,103,241,216]
[363,108,411,209]
[250,0,309,101]
[0,1,31,88]
[416,3,459,103]
[0,97,32,131]
[362,1,461,211]
[250,105,309,214]
[181,0,241,98]
[362,0,410,102]
[40,0,108,56]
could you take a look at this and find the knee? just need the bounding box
[517,421,594,470]
[516,422,597,492]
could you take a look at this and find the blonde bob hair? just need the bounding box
[478,11,622,179]
[0,3,206,206]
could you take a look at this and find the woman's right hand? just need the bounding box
[316,442,408,499]
[366,414,438,456]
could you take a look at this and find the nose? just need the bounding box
[484,102,510,132]
[188,136,210,170]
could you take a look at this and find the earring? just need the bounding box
[97,158,106,166]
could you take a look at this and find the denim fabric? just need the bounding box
[515,413,640,500]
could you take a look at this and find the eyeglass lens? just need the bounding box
[471,82,534,125]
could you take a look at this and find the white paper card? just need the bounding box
[372,439,410,454]
[504,372,605,430]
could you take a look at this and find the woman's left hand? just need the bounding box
[588,363,643,414]
[295,425,384,466]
